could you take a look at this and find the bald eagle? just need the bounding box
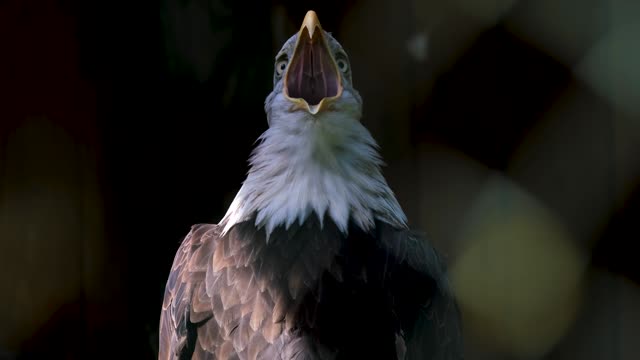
[159,10,463,360]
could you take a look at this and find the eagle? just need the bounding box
[159,10,464,360]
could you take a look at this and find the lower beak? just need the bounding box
[283,11,343,115]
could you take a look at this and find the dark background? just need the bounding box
[1,0,639,359]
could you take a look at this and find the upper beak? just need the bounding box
[283,10,343,115]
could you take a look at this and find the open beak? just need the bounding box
[283,10,343,115]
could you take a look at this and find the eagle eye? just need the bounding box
[275,60,288,76]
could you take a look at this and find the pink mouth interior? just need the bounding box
[285,28,340,106]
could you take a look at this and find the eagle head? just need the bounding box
[221,10,406,237]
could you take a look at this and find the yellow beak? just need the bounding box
[283,10,343,115]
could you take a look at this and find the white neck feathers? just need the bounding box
[220,111,407,236]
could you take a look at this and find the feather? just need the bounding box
[226,264,238,286]
[288,264,305,300]
[222,234,235,259]
[395,333,407,360]
[329,261,343,283]
[217,341,236,360]
[271,292,289,323]
[205,260,216,298]
[247,334,268,360]
[212,240,231,272]
[286,304,300,330]
[250,294,270,331]
[256,273,269,293]
[236,269,256,303]
[192,282,210,314]
[222,304,241,337]
[190,305,212,324]
[198,321,219,353]
[241,296,256,318]
[211,294,224,325]
[190,241,214,272]
[220,284,240,311]
[262,320,283,343]
[192,344,213,360]
[232,316,252,352]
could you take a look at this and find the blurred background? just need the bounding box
[1,0,639,359]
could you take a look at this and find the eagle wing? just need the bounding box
[378,224,465,360]
[158,220,343,360]
[159,223,272,360]
[159,223,219,360]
